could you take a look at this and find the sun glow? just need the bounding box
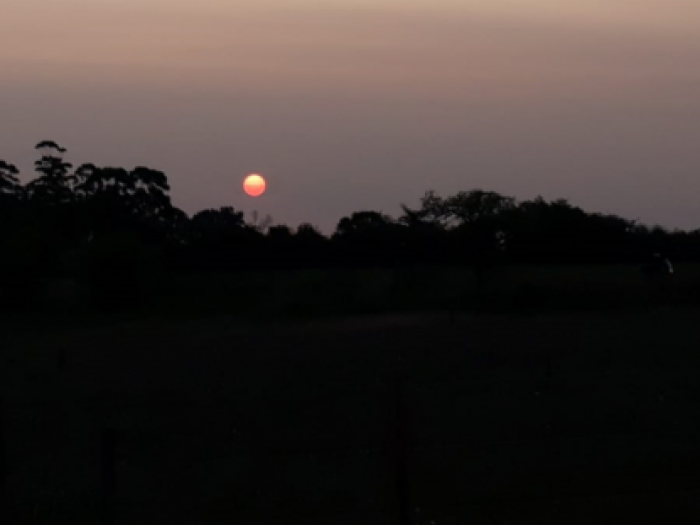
[243,174,267,197]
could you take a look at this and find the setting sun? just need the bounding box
[243,174,266,197]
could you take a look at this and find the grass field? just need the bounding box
[4,306,700,524]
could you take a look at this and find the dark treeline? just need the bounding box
[1,141,697,311]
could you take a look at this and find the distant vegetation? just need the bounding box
[1,141,697,315]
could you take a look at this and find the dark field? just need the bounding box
[4,306,700,524]
[14,263,700,319]
[146,263,700,317]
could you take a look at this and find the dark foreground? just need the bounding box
[3,308,700,524]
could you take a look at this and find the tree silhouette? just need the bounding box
[401,190,515,274]
[192,207,246,235]
[129,166,173,221]
[507,198,635,263]
[26,141,74,204]
[333,211,405,266]
[3,139,700,313]
[446,190,515,227]
[35,140,67,154]
[292,223,329,267]
[296,223,325,240]
[268,225,294,240]
[184,207,261,269]
[333,211,396,239]
[0,160,20,198]
[0,159,23,252]
[71,163,101,199]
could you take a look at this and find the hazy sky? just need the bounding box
[2,0,700,231]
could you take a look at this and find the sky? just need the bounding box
[2,0,700,232]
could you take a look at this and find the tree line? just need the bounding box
[1,141,697,309]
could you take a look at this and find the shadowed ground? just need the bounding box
[3,309,700,524]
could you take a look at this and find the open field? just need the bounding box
[7,263,700,319]
[148,263,700,317]
[3,307,700,524]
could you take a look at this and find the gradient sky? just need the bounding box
[2,0,700,231]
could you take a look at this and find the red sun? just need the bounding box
[243,174,266,197]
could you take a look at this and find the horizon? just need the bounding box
[3,0,700,232]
